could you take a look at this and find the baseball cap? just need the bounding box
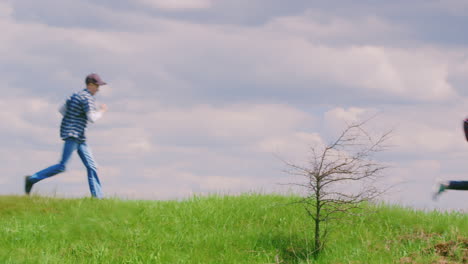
[85,73,107,86]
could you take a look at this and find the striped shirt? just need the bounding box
[59,89,102,142]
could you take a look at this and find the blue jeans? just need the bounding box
[29,138,103,198]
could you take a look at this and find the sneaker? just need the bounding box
[25,176,34,195]
[432,181,448,201]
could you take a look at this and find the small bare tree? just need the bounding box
[282,119,391,257]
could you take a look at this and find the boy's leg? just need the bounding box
[447,181,468,191]
[28,138,78,185]
[77,142,103,199]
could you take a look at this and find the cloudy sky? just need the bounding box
[1,0,468,211]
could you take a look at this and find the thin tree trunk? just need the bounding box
[314,200,321,257]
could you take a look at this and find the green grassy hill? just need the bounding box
[0,194,466,263]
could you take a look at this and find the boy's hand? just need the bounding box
[100,104,108,113]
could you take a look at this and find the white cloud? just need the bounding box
[0,7,462,104]
[54,170,87,183]
[428,0,468,15]
[391,123,460,153]
[99,102,314,144]
[137,0,212,10]
[256,43,456,102]
[0,96,59,146]
[377,101,468,155]
[324,107,371,131]
[152,103,312,140]
[322,103,467,156]
[267,11,406,43]
[256,132,324,162]
[0,1,13,19]
[448,55,468,87]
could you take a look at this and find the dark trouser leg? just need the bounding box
[448,181,468,191]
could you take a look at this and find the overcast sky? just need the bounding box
[1,0,468,211]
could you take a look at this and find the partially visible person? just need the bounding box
[25,73,108,198]
[433,119,468,200]
[433,181,468,200]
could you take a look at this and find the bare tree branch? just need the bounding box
[281,118,392,257]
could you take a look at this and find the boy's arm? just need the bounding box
[87,110,103,123]
[86,103,108,123]
[83,95,108,123]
